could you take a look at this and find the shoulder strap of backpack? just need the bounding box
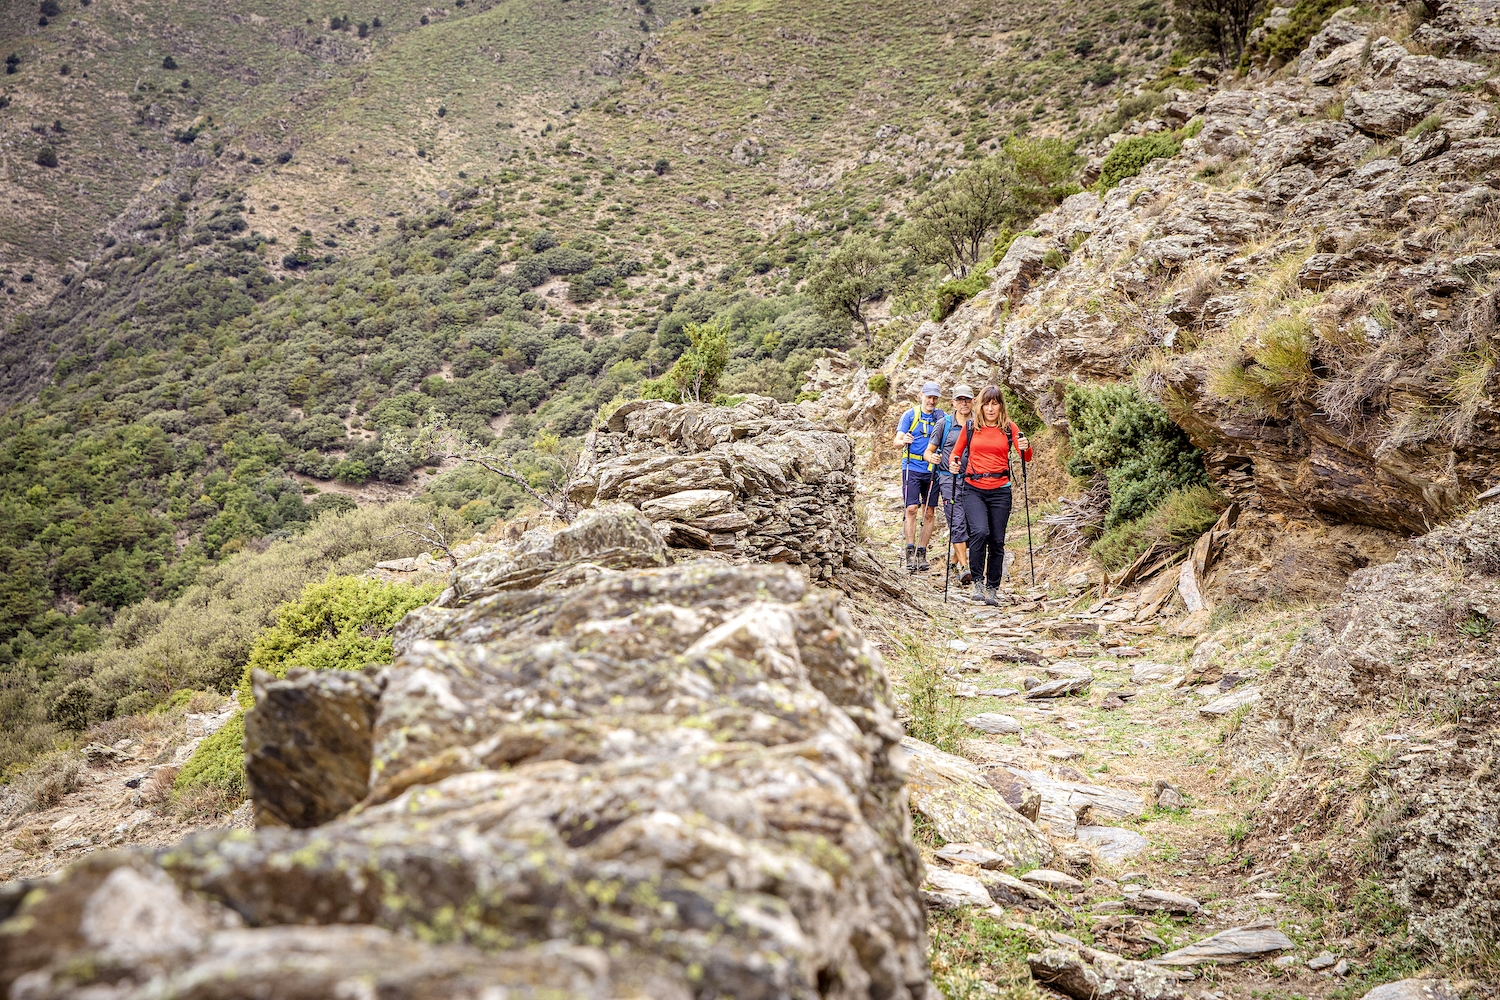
[956,420,976,480]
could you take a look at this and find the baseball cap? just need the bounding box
[952,384,974,399]
[921,381,941,397]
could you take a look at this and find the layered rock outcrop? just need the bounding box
[897,6,1500,534]
[1248,501,1500,954]
[574,396,901,595]
[0,506,935,1000]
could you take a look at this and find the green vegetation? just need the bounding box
[173,711,245,799]
[1092,483,1224,569]
[1211,312,1316,411]
[641,319,731,404]
[928,909,1045,1000]
[235,575,439,705]
[1243,0,1352,67]
[175,571,434,802]
[1064,382,1213,559]
[0,502,426,777]
[1097,132,1181,190]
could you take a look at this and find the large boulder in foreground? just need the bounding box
[1,506,933,1000]
[1250,502,1500,955]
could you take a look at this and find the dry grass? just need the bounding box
[0,752,83,828]
[141,766,179,807]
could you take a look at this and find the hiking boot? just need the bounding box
[985,582,1005,604]
[904,544,916,573]
[915,546,929,572]
[958,568,973,586]
[971,581,999,606]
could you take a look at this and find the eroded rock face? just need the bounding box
[1,507,933,1000]
[1253,503,1500,955]
[886,19,1500,536]
[573,396,903,596]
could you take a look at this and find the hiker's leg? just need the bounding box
[903,504,918,545]
[961,488,990,582]
[983,488,1014,588]
[918,487,936,548]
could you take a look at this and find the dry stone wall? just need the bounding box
[573,395,902,596]
[0,505,935,1000]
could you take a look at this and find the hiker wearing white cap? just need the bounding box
[923,384,974,587]
[893,381,946,573]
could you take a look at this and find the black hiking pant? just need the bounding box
[961,484,1012,587]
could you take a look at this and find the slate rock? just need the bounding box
[921,868,993,909]
[965,712,1023,735]
[1149,917,1294,966]
[1027,675,1092,699]
[1021,869,1086,893]
[1077,826,1151,864]
[1029,946,1184,1000]
[979,871,1075,925]
[638,488,734,521]
[1198,686,1262,716]
[901,737,1051,868]
[0,549,934,1000]
[934,842,1007,869]
[983,769,1043,822]
[1359,983,1460,1000]
[1344,88,1432,137]
[245,667,383,829]
[1125,888,1202,915]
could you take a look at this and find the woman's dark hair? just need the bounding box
[976,384,1010,428]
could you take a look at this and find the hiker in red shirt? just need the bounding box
[948,385,1032,606]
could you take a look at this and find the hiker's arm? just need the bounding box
[892,412,912,447]
[923,439,941,464]
[1015,424,1033,461]
[947,429,967,474]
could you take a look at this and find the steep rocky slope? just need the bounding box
[1243,500,1500,958]
[896,1,1500,537]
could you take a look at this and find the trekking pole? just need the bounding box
[1020,450,1036,588]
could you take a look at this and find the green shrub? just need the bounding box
[1091,483,1225,569]
[1097,132,1180,190]
[1064,382,1210,530]
[35,147,58,168]
[1246,0,1350,67]
[235,574,439,706]
[1001,385,1043,435]
[161,54,177,70]
[867,373,888,395]
[173,712,245,799]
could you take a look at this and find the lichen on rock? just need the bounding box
[1,504,934,1000]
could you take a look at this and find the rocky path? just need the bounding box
[856,470,1448,1000]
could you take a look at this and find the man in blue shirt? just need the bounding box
[893,381,945,573]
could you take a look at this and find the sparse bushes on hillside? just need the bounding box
[34,147,58,168]
[900,137,1079,279]
[161,55,177,70]
[0,503,428,776]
